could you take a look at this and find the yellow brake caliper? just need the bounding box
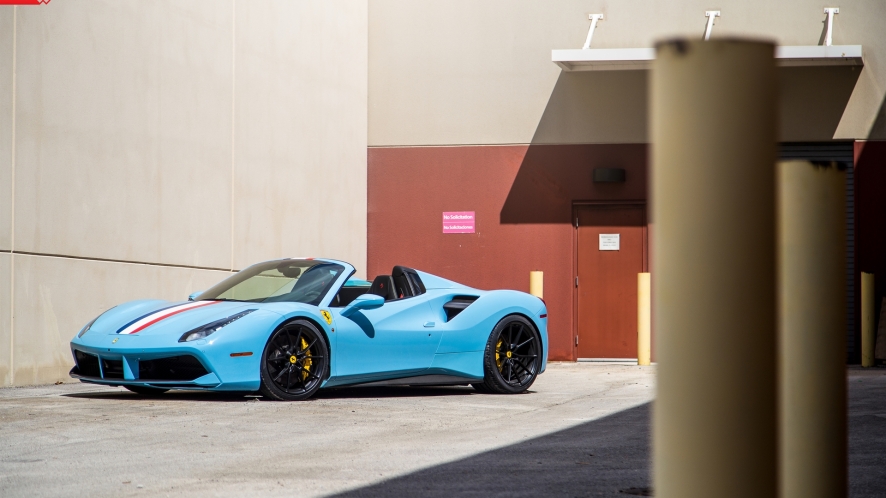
[300,337,312,380]
[495,338,504,372]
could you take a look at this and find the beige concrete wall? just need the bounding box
[0,9,11,252]
[368,0,886,146]
[11,254,231,386]
[0,0,368,386]
[0,254,10,385]
[14,1,234,269]
[233,0,368,269]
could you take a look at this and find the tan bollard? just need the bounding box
[651,39,778,498]
[529,271,543,299]
[778,160,846,498]
[638,273,651,366]
[862,272,875,367]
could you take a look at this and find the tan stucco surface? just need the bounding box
[232,0,368,270]
[368,0,886,146]
[0,254,10,385]
[0,1,368,386]
[10,254,231,386]
[13,2,234,269]
[0,11,11,252]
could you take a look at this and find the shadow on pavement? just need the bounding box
[331,369,886,498]
[848,367,886,498]
[333,403,652,498]
[62,391,256,402]
[61,385,482,402]
[316,385,482,399]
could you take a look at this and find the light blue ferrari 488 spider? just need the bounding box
[70,258,548,400]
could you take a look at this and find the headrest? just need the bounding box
[368,275,397,301]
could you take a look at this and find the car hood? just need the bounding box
[81,299,288,338]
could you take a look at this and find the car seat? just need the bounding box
[368,275,397,301]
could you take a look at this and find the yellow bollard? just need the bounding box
[862,272,875,367]
[638,273,651,366]
[778,160,847,498]
[529,271,543,299]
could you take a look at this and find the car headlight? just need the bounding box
[77,307,116,338]
[179,309,256,343]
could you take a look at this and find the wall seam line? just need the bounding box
[365,142,652,148]
[9,6,16,386]
[368,144,532,149]
[0,250,237,273]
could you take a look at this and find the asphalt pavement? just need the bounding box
[0,363,883,497]
[0,362,655,497]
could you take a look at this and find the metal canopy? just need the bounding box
[552,45,863,72]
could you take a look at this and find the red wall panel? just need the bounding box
[367,144,648,361]
[855,140,886,361]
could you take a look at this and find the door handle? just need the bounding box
[423,321,435,328]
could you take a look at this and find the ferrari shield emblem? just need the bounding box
[320,310,333,325]
[112,338,119,344]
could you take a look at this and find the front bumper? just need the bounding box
[69,349,222,390]
[68,318,274,392]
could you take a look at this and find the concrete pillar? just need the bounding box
[638,273,651,366]
[651,39,778,498]
[861,272,875,367]
[529,271,543,299]
[778,160,846,498]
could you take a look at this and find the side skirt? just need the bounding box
[345,374,480,387]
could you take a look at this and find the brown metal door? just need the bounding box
[575,204,646,358]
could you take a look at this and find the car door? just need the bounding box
[331,295,441,383]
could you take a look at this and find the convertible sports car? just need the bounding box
[70,258,548,400]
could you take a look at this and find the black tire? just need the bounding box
[478,315,542,394]
[259,319,329,401]
[124,385,169,396]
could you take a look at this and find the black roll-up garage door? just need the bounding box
[779,142,855,362]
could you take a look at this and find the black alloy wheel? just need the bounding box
[124,385,169,396]
[259,319,328,401]
[476,315,541,394]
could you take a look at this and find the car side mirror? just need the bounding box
[342,294,384,317]
[188,291,203,301]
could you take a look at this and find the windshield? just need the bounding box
[197,259,345,305]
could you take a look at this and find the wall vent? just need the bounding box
[593,168,626,183]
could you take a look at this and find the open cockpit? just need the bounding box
[330,265,426,307]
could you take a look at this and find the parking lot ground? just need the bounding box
[0,362,655,497]
[1,364,883,497]
[847,366,886,498]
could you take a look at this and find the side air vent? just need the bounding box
[443,296,479,322]
[139,355,209,381]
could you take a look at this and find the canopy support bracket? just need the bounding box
[824,8,839,46]
[582,14,604,50]
[703,11,720,41]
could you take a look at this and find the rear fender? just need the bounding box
[432,290,547,363]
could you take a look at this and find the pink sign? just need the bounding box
[442,211,475,234]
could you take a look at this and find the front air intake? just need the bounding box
[74,350,101,377]
[101,358,125,379]
[139,355,209,381]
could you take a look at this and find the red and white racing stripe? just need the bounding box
[116,301,218,335]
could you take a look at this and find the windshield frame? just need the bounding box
[195,258,355,307]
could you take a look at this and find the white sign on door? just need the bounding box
[599,233,620,251]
